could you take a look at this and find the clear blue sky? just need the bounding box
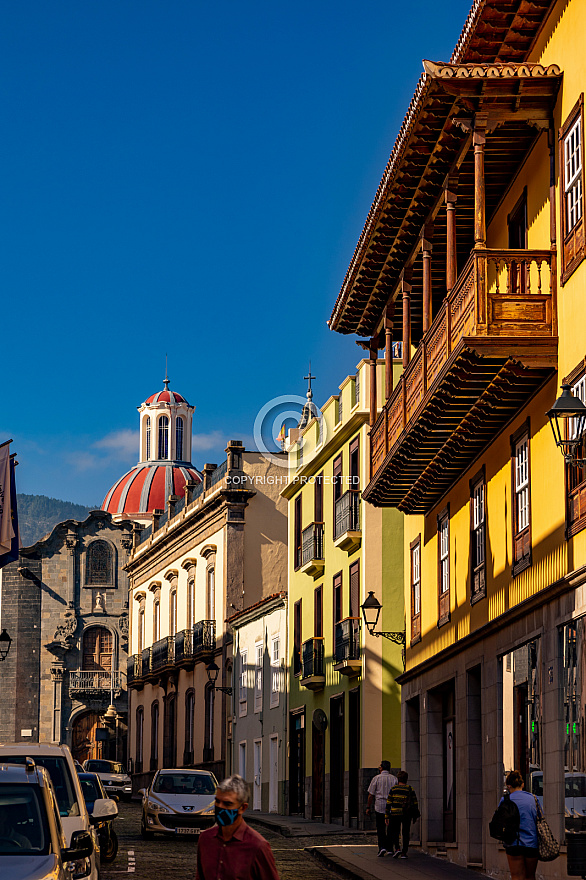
[2,0,471,506]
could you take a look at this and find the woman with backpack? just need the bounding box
[499,770,539,880]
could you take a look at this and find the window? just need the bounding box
[315,474,323,525]
[254,642,263,713]
[314,585,323,637]
[293,601,302,675]
[204,685,214,761]
[138,609,145,654]
[86,540,113,586]
[437,507,450,626]
[566,365,586,536]
[270,636,280,708]
[354,372,360,406]
[333,572,342,627]
[239,742,247,780]
[185,690,195,764]
[512,424,532,575]
[187,578,195,628]
[153,599,160,642]
[151,701,159,771]
[470,470,486,603]
[349,438,360,490]
[135,707,144,772]
[82,626,113,671]
[169,590,177,637]
[239,650,248,714]
[176,417,184,461]
[560,96,585,282]
[349,561,359,619]
[410,537,421,643]
[294,496,302,570]
[206,567,215,620]
[338,395,343,424]
[145,416,151,460]
[163,693,177,768]
[158,415,169,459]
[333,454,343,533]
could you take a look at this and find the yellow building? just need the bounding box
[283,361,403,827]
[329,0,586,873]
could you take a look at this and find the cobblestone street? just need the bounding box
[101,801,361,880]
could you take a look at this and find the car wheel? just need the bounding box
[103,827,118,863]
[140,814,154,840]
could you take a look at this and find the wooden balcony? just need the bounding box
[299,523,325,577]
[365,248,557,513]
[333,617,361,676]
[300,637,325,690]
[333,490,361,553]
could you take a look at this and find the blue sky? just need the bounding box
[1,0,471,506]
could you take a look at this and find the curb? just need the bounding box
[306,846,373,880]
[247,816,295,837]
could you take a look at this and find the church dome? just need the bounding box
[101,374,202,523]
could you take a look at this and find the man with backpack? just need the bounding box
[384,771,419,859]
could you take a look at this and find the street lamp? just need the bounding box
[361,591,405,645]
[547,384,586,465]
[0,628,12,661]
[206,661,232,695]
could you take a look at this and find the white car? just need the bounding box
[530,770,586,829]
[82,760,132,801]
[139,769,217,838]
[0,743,115,880]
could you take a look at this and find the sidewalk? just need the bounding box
[248,811,365,837]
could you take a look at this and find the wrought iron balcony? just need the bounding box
[141,646,152,677]
[127,654,142,686]
[299,523,324,577]
[69,670,124,696]
[334,490,361,552]
[193,620,215,656]
[333,618,361,676]
[151,635,175,671]
[300,637,325,690]
[174,628,192,664]
[366,248,557,513]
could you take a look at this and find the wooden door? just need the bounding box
[72,711,101,764]
[312,724,324,819]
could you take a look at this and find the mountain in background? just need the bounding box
[16,494,99,547]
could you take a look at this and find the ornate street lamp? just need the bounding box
[547,384,586,464]
[206,661,232,695]
[0,628,12,661]
[361,592,405,645]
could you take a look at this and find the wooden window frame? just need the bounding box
[560,95,586,285]
[315,473,324,526]
[511,419,532,577]
[270,636,280,708]
[349,437,360,491]
[563,359,586,537]
[294,495,302,571]
[333,571,343,629]
[293,600,302,676]
[410,535,421,645]
[314,584,323,637]
[437,505,450,627]
[349,560,360,619]
[469,466,487,604]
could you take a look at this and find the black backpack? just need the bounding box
[489,792,520,843]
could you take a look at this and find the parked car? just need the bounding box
[0,742,113,880]
[0,760,94,880]
[78,772,119,864]
[139,769,217,838]
[530,771,586,829]
[82,760,132,801]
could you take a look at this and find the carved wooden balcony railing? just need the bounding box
[300,637,325,690]
[299,522,325,577]
[366,248,557,512]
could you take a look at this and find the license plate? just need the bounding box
[175,827,199,835]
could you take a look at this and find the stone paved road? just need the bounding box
[101,801,363,880]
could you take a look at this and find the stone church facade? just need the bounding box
[0,509,133,763]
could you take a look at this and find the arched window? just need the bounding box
[139,609,145,654]
[204,683,214,761]
[151,701,159,771]
[158,415,169,459]
[145,416,151,460]
[184,690,195,765]
[187,578,195,628]
[86,540,113,586]
[169,589,177,636]
[153,600,160,642]
[176,417,184,461]
[82,626,113,671]
[163,694,177,768]
[206,567,215,621]
[136,706,144,772]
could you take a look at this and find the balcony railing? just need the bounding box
[152,635,175,670]
[193,620,216,655]
[141,647,152,676]
[301,637,325,680]
[301,523,324,566]
[367,247,556,511]
[334,618,361,664]
[174,628,192,663]
[69,670,124,694]
[127,654,141,684]
[334,490,360,540]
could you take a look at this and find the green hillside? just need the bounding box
[16,494,98,547]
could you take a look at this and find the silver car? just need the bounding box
[140,769,217,838]
[83,760,132,801]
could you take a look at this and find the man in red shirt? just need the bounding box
[196,775,279,880]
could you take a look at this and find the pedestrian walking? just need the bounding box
[366,761,398,856]
[500,770,539,880]
[196,775,279,880]
[385,771,419,859]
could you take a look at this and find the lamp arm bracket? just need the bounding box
[372,630,406,645]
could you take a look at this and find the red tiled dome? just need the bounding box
[102,463,201,517]
[144,389,189,406]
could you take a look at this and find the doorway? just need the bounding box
[330,695,345,819]
[348,689,360,821]
[71,711,101,764]
[312,721,325,819]
[289,710,305,814]
[269,735,278,813]
[508,189,528,293]
[253,740,262,810]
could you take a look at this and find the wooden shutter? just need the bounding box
[294,600,302,674]
[349,562,359,618]
[314,586,323,637]
[333,572,342,625]
[315,474,323,523]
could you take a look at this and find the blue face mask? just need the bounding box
[215,806,240,827]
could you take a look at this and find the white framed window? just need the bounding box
[145,416,151,460]
[239,650,248,716]
[169,590,177,637]
[473,481,485,568]
[158,415,169,459]
[206,568,215,621]
[254,642,263,713]
[439,515,449,595]
[153,600,160,642]
[515,437,530,532]
[239,741,247,780]
[176,416,184,461]
[139,609,145,653]
[565,117,583,232]
[270,636,280,708]
[187,579,195,628]
[412,542,421,616]
[572,375,586,439]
